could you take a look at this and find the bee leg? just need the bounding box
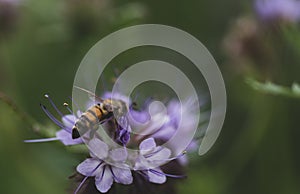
[89,130,96,139]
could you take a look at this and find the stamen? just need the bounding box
[74,176,88,194]
[43,95,74,132]
[44,94,76,131]
[59,102,76,128]
[63,102,74,114]
[117,128,130,146]
[142,97,154,110]
[136,170,149,181]
[44,94,64,117]
[40,104,65,129]
[143,147,164,158]
[149,169,186,179]
[68,96,82,117]
[24,137,59,143]
[74,161,103,194]
[153,151,187,162]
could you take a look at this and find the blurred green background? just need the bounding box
[0,0,300,193]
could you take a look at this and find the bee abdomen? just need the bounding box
[71,109,100,139]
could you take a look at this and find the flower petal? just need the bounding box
[141,114,168,135]
[151,125,175,140]
[147,147,171,162]
[111,166,133,185]
[147,168,166,184]
[139,138,156,154]
[133,155,149,171]
[110,148,127,162]
[95,166,114,193]
[76,158,101,177]
[56,130,83,146]
[61,114,76,129]
[88,138,109,159]
[129,109,150,124]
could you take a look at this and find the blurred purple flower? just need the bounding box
[255,0,300,22]
[0,0,20,4]
[129,98,201,165]
[102,91,131,105]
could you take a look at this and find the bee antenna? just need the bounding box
[73,86,104,102]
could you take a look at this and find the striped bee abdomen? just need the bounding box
[72,105,104,139]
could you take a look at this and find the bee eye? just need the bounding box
[102,105,108,111]
[97,103,100,106]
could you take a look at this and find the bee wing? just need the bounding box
[73,86,104,102]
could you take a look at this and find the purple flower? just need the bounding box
[0,0,21,5]
[26,92,195,193]
[128,102,169,137]
[24,95,83,146]
[134,138,185,184]
[76,138,133,193]
[154,99,198,138]
[255,0,300,22]
[129,98,202,166]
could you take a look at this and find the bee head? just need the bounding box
[103,102,115,112]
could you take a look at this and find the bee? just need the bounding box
[71,86,129,140]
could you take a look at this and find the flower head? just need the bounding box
[135,138,173,184]
[255,0,300,22]
[25,91,202,194]
[76,138,133,193]
[128,98,200,165]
